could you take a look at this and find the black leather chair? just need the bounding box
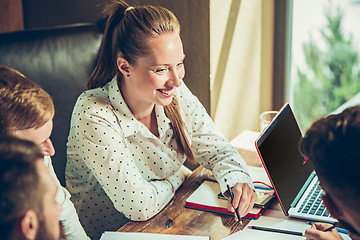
[0,23,103,186]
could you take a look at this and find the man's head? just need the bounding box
[300,106,360,239]
[0,66,55,156]
[0,136,62,240]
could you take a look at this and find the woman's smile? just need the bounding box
[157,88,174,97]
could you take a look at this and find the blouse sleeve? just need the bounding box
[176,82,254,193]
[68,96,187,221]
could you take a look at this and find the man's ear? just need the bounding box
[20,210,38,240]
[322,194,342,220]
[117,57,131,77]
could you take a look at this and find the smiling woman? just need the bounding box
[65,0,257,239]
[117,33,185,121]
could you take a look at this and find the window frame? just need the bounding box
[272,0,293,110]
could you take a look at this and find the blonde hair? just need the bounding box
[0,66,55,135]
[88,0,195,163]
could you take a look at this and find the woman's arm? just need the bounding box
[176,82,254,190]
[176,82,257,219]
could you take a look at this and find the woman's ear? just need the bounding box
[20,210,39,240]
[117,57,131,77]
[322,194,342,220]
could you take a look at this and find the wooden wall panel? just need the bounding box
[0,0,24,33]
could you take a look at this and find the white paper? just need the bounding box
[247,165,272,186]
[221,211,351,240]
[99,232,209,240]
[186,180,226,208]
[185,180,263,215]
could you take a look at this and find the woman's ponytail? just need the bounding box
[88,1,128,89]
[164,97,196,164]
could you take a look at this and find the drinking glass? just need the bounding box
[259,111,278,131]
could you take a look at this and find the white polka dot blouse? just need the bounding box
[66,78,253,239]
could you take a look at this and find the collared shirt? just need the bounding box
[44,156,89,240]
[66,78,253,239]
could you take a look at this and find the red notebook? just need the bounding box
[185,179,268,219]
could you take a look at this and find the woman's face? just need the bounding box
[121,32,185,110]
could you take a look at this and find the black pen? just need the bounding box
[224,179,243,224]
[249,225,305,236]
[323,225,336,232]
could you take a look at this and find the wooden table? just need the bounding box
[118,166,251,239]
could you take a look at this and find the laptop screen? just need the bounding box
[256,103,314,213]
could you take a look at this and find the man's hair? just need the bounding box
[0,65,55,135]
[299,106,360,207]
[0,136,44,239]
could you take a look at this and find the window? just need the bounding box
[288,0,360,132]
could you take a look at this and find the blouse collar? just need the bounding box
[107,78,171,139]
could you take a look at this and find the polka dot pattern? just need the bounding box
[66,78,253,239]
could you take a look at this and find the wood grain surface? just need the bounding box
[118,166,251,240]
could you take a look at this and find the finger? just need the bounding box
[236,185,253,217]
[313,222,333,231]
[310,224,317,229]
[236,194,248,217]
[228,183,243,221]
[227,198,235,213]
[231,184,242,209]
[244,190,257,216]
[239,192,251,217]
[305,227,342,240]
[304,228,319,239]
[232,187,246,221]
[226,198,239,221]
[305,228,328,239]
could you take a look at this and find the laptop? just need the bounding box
[255,103,337,223]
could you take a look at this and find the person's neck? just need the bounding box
[132,105,155,122]
[120,82,159,137]
[125,98,154,123]
[120,81,154,120]
[137,107,159,137]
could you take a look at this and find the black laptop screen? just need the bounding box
[256,103,314,212]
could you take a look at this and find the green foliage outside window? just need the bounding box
[293,6,360,132]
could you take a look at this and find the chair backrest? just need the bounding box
[0,23,103,186]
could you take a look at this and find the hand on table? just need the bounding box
[226,182,257,221]
[305,222,342,240]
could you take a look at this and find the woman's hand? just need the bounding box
[226,182,257,221]
[305,222,342,240]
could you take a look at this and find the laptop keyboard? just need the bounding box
[297,180,330,217]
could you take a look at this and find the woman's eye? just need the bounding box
[177,61,184,68]
[155,68,168,73]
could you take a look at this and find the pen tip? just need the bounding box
[224,178,228,183]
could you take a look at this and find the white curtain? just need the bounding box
[210,0,275,140]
